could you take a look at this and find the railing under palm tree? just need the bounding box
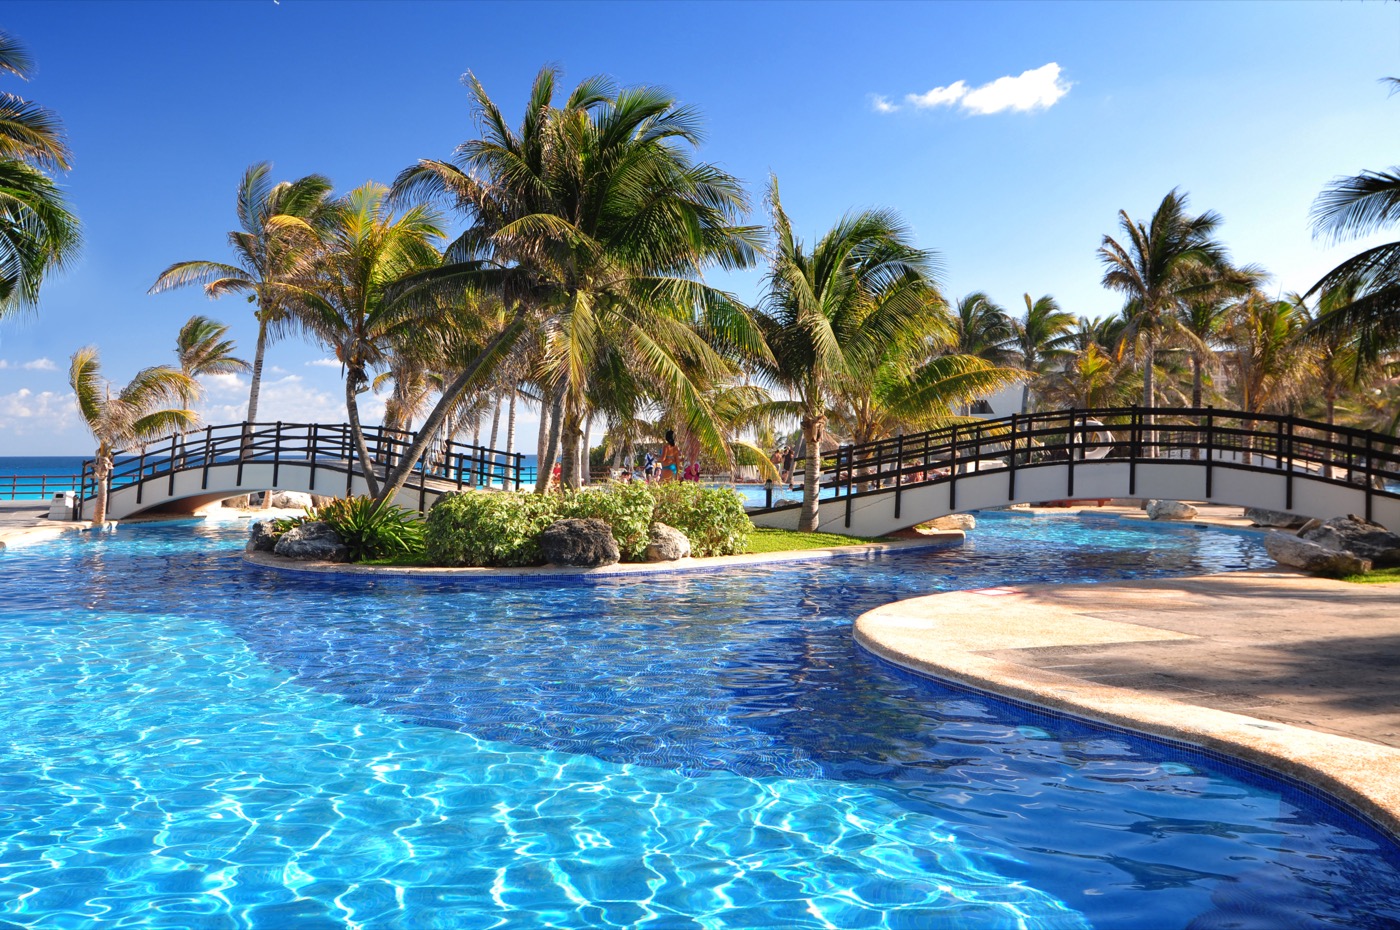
[76,421,524,519]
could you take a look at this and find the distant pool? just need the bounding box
[0,513,1397,928]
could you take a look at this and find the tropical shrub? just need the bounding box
[425,492,562,567]
[316,497,425,562]
[649,483,751,557]
[561,483,656,561]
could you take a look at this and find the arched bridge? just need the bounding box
[748,407,1400,536]
[77,422,523,521]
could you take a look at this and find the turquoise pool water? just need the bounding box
[1,513,1397,928]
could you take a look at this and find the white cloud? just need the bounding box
[0,388,77,433]
[199,374,381,427]
[899,63,1071,116]
[306,358,343,368]
[870,94,900,114]
[202,372,248,396]
[21,357,57,371]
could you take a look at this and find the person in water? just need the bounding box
[660,430,682,482]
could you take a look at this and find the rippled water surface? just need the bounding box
[1,512,1398,929]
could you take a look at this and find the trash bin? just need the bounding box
[47,491,76,521]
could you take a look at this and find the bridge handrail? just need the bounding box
[752,406,1399,522]
[0,474,82,501]
[77,421,524,518]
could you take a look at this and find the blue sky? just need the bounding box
[1,0,1396,455]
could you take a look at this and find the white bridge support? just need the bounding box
[750,459,1400,537]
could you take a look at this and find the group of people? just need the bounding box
[545,430,703,487]
[770,445,797,488]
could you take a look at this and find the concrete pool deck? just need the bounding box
[855,570,1400,838]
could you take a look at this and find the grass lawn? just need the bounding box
[744,526,892,553]
[1342,567,1400,584]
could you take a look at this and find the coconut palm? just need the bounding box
[1308,159,1400,364]
[175,315,250,391]
[279,182,445,499]
[950,291,1016,362]
[1226,291,1316,417]
[749,180,944,532]
[149,164,335,424]
[1010,293,1076,412]
[1099,189,1231,411]
[0,30,80,318]
[70,347,197,523]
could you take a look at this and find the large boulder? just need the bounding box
[1146,499,1198,521]
[266,490,315,510]
[645,523,691,562]
[1299,514,1400,568]
[273,521,350,562]
[1264,533,1372,577]
[1244,507,1310,529]
[539,518,619,567]
[246,520,279,552]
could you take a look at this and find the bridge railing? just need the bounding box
[77,421,523,519]
[752,407,1400,526]
[0,474,82,501]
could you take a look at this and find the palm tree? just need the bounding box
[390,67,764,494]
[280,183,445,499]
[149,163,335,424]
[1308,157,1400,364]
[1010,293,1076,412]
[70,347,197,523]
[750,180,942,532]
[950,291,1016,362]
[1099,189,1231,411]
[0,30,80,318]
[1226,291,1315,417]
[175,315,250,390]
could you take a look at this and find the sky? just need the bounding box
[1,0,1397,456]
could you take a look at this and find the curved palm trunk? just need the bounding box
[799,413,824,533]
[90,449,112,524]
[487,400,502,484]
[537,390,564,493]
[560,405,584,491]
[246,313,270,424]
[345,376,381,499]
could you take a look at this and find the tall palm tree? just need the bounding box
[280,183,445,499]
[1226,291,1315,417]
[950,291,1016,362]
[1099,189,1231,411]
[0,30,80,318]
[1010,293,1076,412]
[70,347,197,523]
[175,315,250,391]
[149,163,335,424]
[750,180,942,532]
[391,66,764,493]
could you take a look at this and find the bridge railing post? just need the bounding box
[1007,414,1017,501]
[1129,406,1139,497]
[948,425,958,510]
[1066,408,1077,498]
[201,425,212,490]
[1204,408,1214,499]
[893,435,904,519]
[137,446,147,505]
[1365,436,1375,521]
[272,421,283,488]
[167,432,178,497]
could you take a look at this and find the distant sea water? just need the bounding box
[0,456,87,500]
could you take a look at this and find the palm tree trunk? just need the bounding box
[581,415,592,485]
[799,412,824,533]
[1190,357,1204,460]
[246,311,270,425]
[1141,339,1156,456]
[536,390,564,493]
[560,405,584,491]
[487,399,502,479]
[1020,381,1031,415]
[345,376,381,499]
[91,449,112,524]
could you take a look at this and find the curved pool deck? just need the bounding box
[854,571,1400,838]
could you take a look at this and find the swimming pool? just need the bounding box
[0,513,1397,928]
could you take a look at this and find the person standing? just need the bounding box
[781,445,796,487]
[660,430,682,482]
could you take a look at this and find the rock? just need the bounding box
[222,494,252,509]
[266,490,315,510]
[310,495,335,509]
[1299,514,1400,568]
[1244,507,1310,529]
[645,523,691,562]
[925,514,976,531]
[1264,533,1371,577]
[246,520,279,552]
[273,521,350,562]
[1146,499,1198,521]
[539,518,619,567]
[1297,518,1324,535]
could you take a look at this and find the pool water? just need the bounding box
[0,513,1397,928]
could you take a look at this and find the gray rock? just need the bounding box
[925,513,976,531]
[273,521,350,562]
[1146,499,1198,521]
[539,518,619,567]
[222,494,252,509]
[1264,532,1371,577]
[267,490,315,510]
[1296,518,1324,535]
[645,523,691,562]
[246,520,279,552]
[310,495,336,509]
[1299,514,1400,568]
[1244,507,1310,529]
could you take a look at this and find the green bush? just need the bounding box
[316,497,425,562]
[425,492,562,567]
[560,483,655,561]
[649,483,751,557]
